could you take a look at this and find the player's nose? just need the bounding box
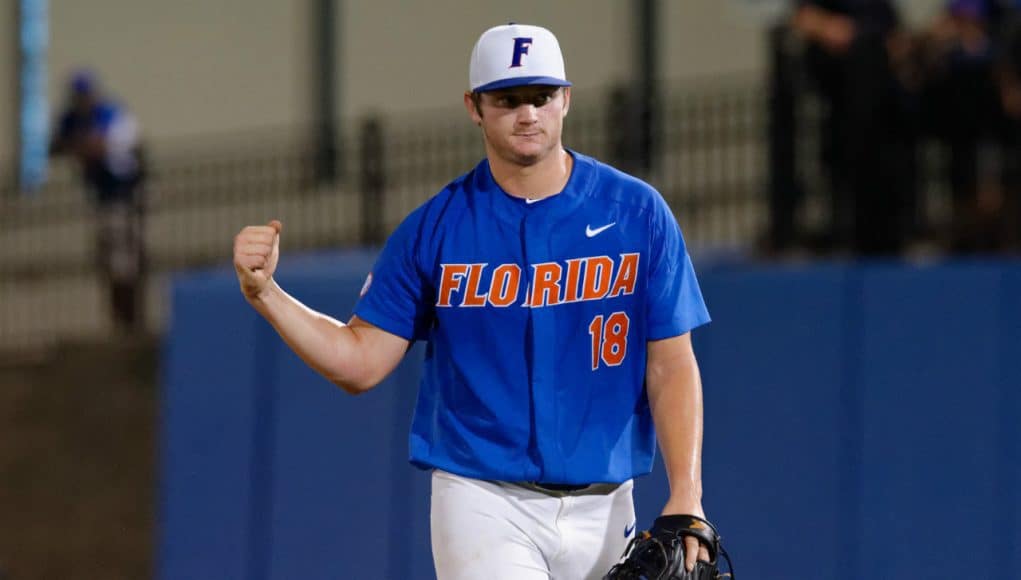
[515,104,539,123]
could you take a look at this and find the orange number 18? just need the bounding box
[588,311,631,370]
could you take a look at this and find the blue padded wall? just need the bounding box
[159,272,264,580]
[858,264,1004,579]
[161,254,1021,580]
[693,265,851,579]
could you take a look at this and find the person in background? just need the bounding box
[997,2,1021,248]
[50,70,147,335]
[790,0,917,256]
[915,0,1008,251]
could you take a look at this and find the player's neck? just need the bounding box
[488,147,572,202]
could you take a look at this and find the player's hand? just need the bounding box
[661,500,711,572]
[233,220,282,301]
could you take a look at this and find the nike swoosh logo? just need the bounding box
[624,522,635,537]
[585,222,616,238]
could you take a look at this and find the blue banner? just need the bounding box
[19,0,48,193]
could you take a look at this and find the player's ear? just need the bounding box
[561,87,571,118]
[464,91,483,126]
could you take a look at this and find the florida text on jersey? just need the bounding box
[354,151,710,485]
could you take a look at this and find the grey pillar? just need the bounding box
[313,0,339,183]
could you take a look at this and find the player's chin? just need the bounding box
[506,141,550,165]
[508,151,544,166]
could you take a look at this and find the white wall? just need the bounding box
[47,0,312,141]
[0,0,950,170]
[658,0,946,81]
[342,0,633,116]
[662,1,768,81]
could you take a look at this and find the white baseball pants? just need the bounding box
[430,469,636,580]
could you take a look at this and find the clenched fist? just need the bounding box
[234,220,282,300]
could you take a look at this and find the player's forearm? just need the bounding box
[646,336,705,513]
[247,281,379,394]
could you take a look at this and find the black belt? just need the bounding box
[516,481,622,497]
[533,482,589,492]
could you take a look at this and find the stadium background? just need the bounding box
[1,1,1018,579]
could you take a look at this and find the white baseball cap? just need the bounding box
[469,23,571,93]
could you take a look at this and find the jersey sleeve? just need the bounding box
[645,193,711,340]
[353,207,434,341]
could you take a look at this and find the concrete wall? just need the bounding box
[48,0,313,140]
[663,1,767,82]
[0,0,948,171]
[342,1,633,116]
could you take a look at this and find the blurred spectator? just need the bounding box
[999,5,1021,248]
[49,70,147,335]
[915,0,1006,252]
[788,0,917,256]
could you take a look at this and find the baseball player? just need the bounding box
[233,23,712,580]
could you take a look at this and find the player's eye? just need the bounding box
[530,93,554,107]
[490,89,557,109]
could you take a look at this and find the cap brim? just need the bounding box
[473,76,572,93]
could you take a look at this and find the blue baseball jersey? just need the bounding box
[354,151,710,484]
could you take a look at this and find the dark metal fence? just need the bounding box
[0,75,794,350]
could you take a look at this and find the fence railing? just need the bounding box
[0,72,961,352]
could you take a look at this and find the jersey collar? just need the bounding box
[474,149,595,225]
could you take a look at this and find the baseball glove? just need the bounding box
[603,514,734,580]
